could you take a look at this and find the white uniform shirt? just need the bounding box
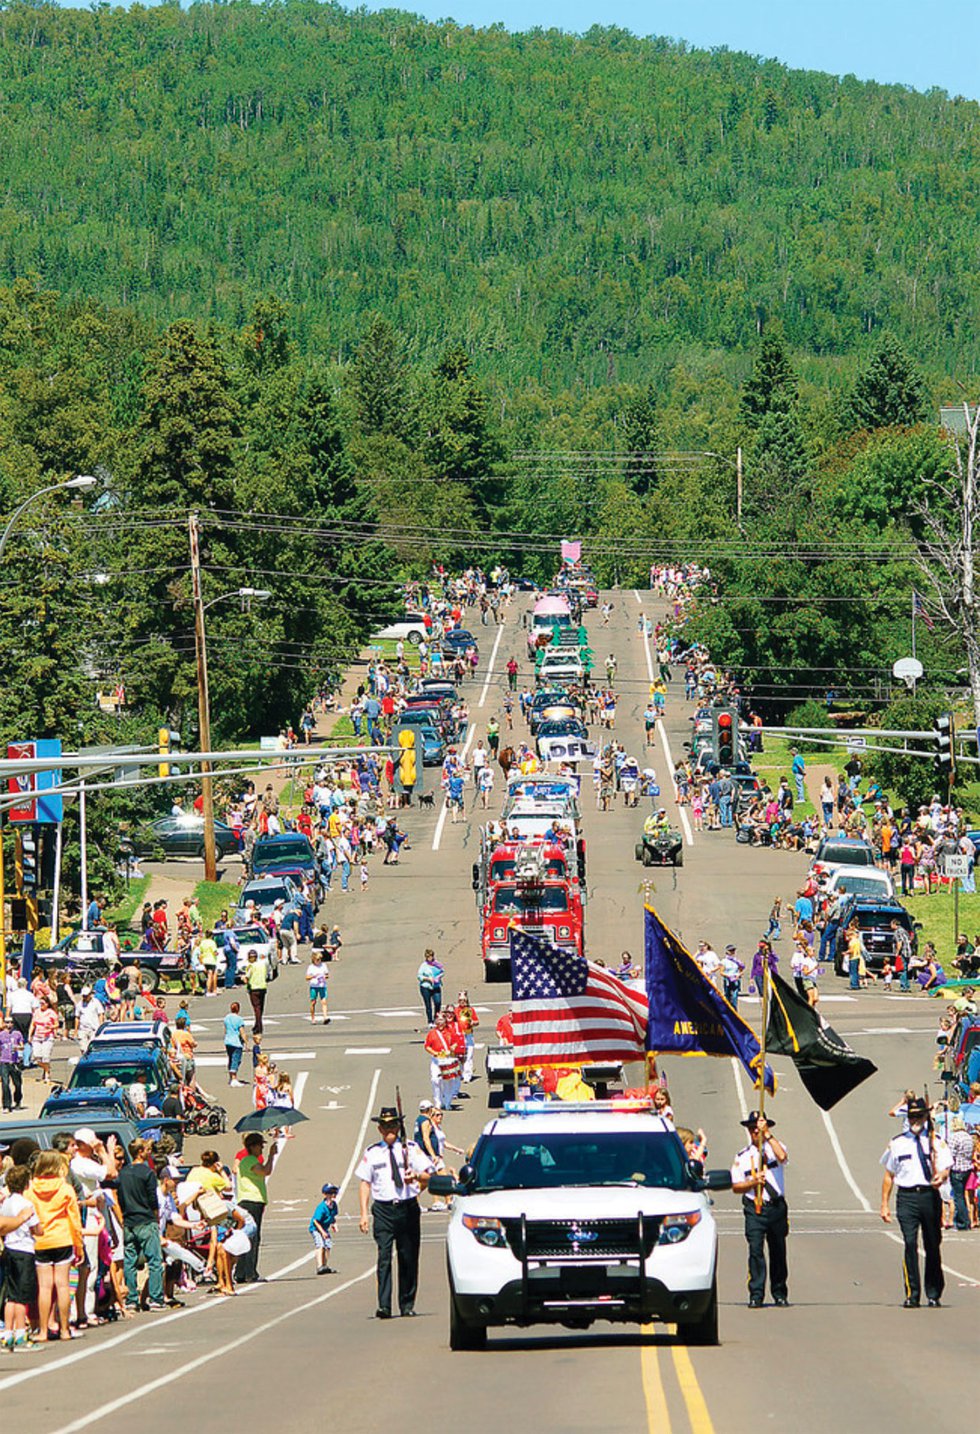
[730,1140,788,1202]
[355,1140,435,1203]
[880,1130,952,1187]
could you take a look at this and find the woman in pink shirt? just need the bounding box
[29,999,60,1083]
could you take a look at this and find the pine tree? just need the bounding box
[739,335,798,427]
[620,382,661,495]
[349,314,412,441]
[422,344,501,487]
[843,335,928,432]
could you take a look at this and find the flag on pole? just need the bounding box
[560,538,581,564]
[913,591,936,631]
[510,929,648,1067]
[643,905,775,1092]
[766,969,877,1111]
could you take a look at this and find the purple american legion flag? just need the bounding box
[510,929,648,1067]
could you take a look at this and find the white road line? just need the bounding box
[345,1046,392,1055]
[0,1068,384,1396]
[293,1070,309,1109]
[46,1267,376,1434]
[336,1066,382,1201]
[432,720,476,852]
[822,1107,980,1285]
[478,620,506,707]
[633,589,643,605]
[820,1110,873,1213]
[194,1051,316,1066]
[656,718,694,846]
[730,1058,749,1121]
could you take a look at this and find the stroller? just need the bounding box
[180,1082,228,1136]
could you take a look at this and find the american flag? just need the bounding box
[510,930,648,1068]
[913,591,936,631]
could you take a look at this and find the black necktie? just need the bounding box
[389,1145,404,1192]
[914,1134,932,1184]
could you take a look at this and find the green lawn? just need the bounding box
[105,875,150,932]
[904,885,980,964]
[192,880,237,930]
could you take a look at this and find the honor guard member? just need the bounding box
[730,1110,790,1308]
[357,1105,435,1319]
[880,1095,952,1307]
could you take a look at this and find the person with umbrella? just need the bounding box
[357,1105,435,1319]
[232,1131,281,1284]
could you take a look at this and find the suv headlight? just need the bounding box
[462,1215,509,1249]
[657,1212,702,1245]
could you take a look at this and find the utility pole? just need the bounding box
[189,513,217,883]
[736,446,743,527]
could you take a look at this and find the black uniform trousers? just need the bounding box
[896,1186,944,1303]
[373,1198,421,1314]
[743,1196,789,1302]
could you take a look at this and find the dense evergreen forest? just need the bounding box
[0,0,976,882]
[0,0,979,387]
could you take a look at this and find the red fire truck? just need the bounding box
[475,843,585,983]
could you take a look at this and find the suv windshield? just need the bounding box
[492,888,569,914]
[255,838,311,859]
[842,876,892,897]
[470,1131,688,1191]
[819,842,874,867]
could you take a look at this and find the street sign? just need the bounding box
[944,854,970,879]
[7,742,36,821]
[7,740,63,823]
[846,736,867,752]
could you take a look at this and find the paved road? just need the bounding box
[12,593,980,1434]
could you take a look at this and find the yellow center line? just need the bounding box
[640,1325,671,1432]
[671,1345,716,1434]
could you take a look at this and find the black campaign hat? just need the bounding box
[372,1106,400,1125]
[906,1096,931,1120]
[740,1110,773,1129]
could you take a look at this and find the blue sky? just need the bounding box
[365,0,980,100]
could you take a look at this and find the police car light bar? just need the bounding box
[502,1098,656,1115]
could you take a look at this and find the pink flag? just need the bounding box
[561,539,581,563]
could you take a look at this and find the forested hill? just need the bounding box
[1,0,979,386]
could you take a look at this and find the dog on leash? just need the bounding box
[417,792,435,810]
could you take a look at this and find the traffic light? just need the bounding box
[715,708,735,768]
[398,729,418,791]
[18,828,37,893]
[159,726,171,778]
[934,712,955,779]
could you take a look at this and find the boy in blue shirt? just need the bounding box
[309,1182,339,1274]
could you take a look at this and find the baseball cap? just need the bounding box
[321,1182,339,1195]
[73,1128,100,1148]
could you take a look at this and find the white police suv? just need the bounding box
[431,1100,730,1350]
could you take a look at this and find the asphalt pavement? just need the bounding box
[10,592,980,1434]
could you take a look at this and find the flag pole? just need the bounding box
[754,956,770,1214]
[911,590,916,662]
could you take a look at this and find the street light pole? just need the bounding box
[0,474,97,963]
[188,513,217,883]
[0,474,97,565]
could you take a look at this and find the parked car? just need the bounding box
[440,628,479,658]
[39,1086,185,1148]
[29,931,184,991]
[234,876,302,927]
[0,1115,143,1161]
[214,925,279,981]
[372,613,428,645]
[832,896,919,975]
[810,836,876,875]
[250,833,322,902]
[67,1044,177,1109]
[824,864,896,901]
[120,814,240,862]
[88,1020,172,1054]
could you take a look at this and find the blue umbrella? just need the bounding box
[234,1107,308,1133]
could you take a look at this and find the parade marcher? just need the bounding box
[424,1010,465,1109]
[356,1106,435,1319]
[880,1095,952,1306]
[730,1111,790,1308]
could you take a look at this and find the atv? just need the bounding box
[635,829,684,867]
